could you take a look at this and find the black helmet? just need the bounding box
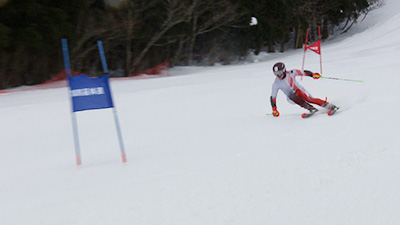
[272,62,286,78]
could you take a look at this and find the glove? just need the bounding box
[312,73,321,79]
[304,70,313,77]
[272,107,280,117]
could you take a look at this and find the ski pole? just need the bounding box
[318,75,363,83]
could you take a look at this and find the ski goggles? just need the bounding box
[274,69,286,78]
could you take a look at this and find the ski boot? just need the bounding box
[302,104,318,118]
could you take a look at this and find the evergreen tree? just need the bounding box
[0,0,372,88]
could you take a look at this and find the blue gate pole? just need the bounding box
[62,38,82,166]
[97,40,127,164]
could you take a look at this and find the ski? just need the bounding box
[327,106,339,116]
[301,111,317,118]
[268,106,339,118]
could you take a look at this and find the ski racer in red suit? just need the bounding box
[270,62,338,118]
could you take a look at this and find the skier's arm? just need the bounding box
[270,96,277,108]
[270,82,280,117]
[270,96,279,117]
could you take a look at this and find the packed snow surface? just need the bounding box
[1,1,399,224]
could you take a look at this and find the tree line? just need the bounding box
[0,0,374,89]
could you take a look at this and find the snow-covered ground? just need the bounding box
[1,1,400,224]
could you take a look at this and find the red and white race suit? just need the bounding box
[271,69,326,107]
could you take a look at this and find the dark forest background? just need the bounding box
[0,0,375,89]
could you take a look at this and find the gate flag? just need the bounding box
[307,40,321,55]
[302,26,323,74]
[68,75,114,112]
[62,38,127,166]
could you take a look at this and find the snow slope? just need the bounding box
[1,1,400,224]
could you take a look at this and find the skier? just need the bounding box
[270,62,338,118]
